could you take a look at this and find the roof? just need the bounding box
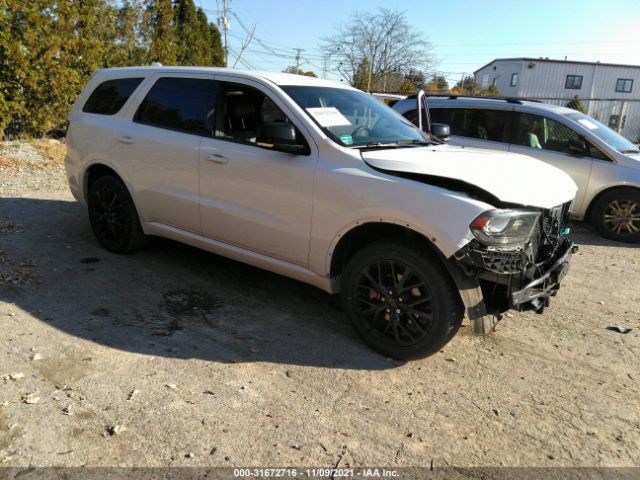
[95,66,355,89]
[473,57,640,74]
[393,95,578,116]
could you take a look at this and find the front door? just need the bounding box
[198,78,316,266]
[508,111,593,212]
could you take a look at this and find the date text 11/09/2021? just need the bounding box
[233,468,400,477]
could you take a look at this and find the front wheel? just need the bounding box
[341,240,463,360]
[592,188,640,243]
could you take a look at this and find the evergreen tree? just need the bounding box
[113,0,147,66]
[209,22,224,67]
[148,0,176,64]
[425,74,449,93]
[192,8,212,66]
[353,58,370,90]
[174,0,198,65]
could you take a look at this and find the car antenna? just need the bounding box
[416,89,432,136]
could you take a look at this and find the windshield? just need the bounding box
[281,85,427,147]
[564,112,639,154]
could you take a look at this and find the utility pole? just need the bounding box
[219,0,230,67]
[294,48,304,72]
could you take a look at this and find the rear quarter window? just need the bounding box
[82,77,144,115]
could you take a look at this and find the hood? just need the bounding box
[362,144,578,210]
[620,153,640,168]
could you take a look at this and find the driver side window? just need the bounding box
[514,112,582,155]
[214,82,303,147]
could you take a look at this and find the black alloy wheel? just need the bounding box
[342,240,463,360]
[88,175,148,253]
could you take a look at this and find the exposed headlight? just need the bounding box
[469,210,540,246]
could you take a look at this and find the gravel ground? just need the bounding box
[0,141,639,472]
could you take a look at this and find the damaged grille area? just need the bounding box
[472,248,526,274]
[459,201,574,314]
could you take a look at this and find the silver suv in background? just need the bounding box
[393,96,640,243]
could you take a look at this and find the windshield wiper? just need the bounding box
[352,139,433,149]
[351,141,404,149]
[620,149,640,154]
[395,139,434,146]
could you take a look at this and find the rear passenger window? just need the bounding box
[82,78,143,115]
[441,108,508,142]
[134,77,217,136]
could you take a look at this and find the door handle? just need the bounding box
[206,153,228,164]
[117,135,135,145]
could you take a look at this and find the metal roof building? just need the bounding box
[474,58,640,142]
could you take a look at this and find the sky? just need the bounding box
[197,0,640,86]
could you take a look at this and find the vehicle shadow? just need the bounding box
[570,221,640,249]
[0,197,396,370]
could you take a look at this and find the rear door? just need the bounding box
[198,77,317,266]
[508,111,593,212]
[114,73,216,233]
[439,107,512,151]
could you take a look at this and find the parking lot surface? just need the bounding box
[1,142,639,468]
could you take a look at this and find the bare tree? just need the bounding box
[232,22,255,68]
[322,8,435,91]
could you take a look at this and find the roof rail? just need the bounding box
[404,94,543,104]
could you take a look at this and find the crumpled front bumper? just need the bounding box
[446,237,577,335]
[511,240,577,312]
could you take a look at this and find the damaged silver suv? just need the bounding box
[65,67,578,359]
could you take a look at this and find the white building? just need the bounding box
[474,57,640,142]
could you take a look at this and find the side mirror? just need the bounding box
[567,137,587,156]
[257,123,309,155]
[431,123,450,141]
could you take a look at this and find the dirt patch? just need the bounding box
[33,348,95,386]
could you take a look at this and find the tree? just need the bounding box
[190,8,212,66]
[283,66,317,77]
[403,69,425,91]
[112,0,147,66]
[147,0,176,64]
[481,84,500,97]
[209,22,224,66]
[174,0,198,64]
[452,75,482,95]
[323,8,434,92]
[0,0,81,137]
[352,57,370,90]
[566,95,586,113]
[425,74,449,93]
[0,0,225,138]
[398,79,416,95]
[452,75,500,97]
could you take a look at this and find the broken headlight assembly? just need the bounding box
[469,210,541,247]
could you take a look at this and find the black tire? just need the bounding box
[341,239,463,360]
[87,175,148,253]
[591,188,640,243]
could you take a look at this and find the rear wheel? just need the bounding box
[592,188,640,243]
[88,175,148,253]
[341,240,463,360]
